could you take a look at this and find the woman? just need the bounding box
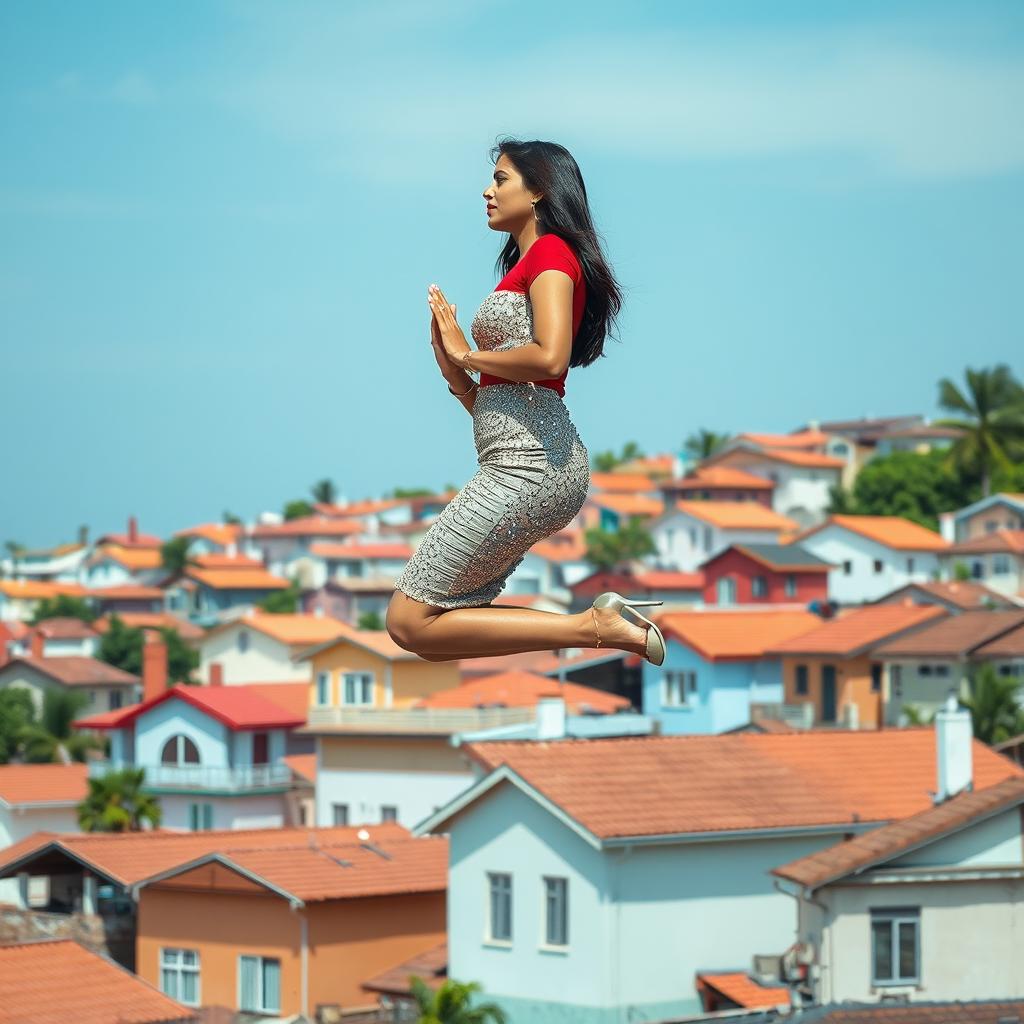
[386,138,666,666]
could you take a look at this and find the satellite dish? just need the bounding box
[357,829,370,841]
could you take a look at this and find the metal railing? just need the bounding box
[305,705,536,732]
[89,760,294,792]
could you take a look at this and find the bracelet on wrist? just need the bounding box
[448,377,478,397]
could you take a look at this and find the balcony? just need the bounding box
[304,705,536,734]
[88,760,294,794]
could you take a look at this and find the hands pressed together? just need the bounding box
[428,283,473,381]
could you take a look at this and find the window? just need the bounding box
[110,689,123,710]
[784,574,797,598]
[332,804,349,826]
[543,876,568,947]
[919,664,933,677]
[487,872,512,942]
[237,630,250,654]
[189,803,213,831]
[843,560,852,575]
[870,664,882,693]
[342,672,374,706]
[994,555,1011,575]
[891,664,903,697]
[751,575,768,598]
[162,735,200,766]
[716,576,737,605]
[873,559,884,574]
[703,526,713,552]
[795,664,809,696]
[160,948,200,1006]
[871,907,919,985]
[934,664,949,677]
[906,557,915,573]
[316,671,330,706]
[971,560,984,579]
[239,955,281,1014]
[252,732,269,766]
[381,805,398,823]
[662,670,697,707]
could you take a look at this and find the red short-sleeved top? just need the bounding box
[478,233,586,399]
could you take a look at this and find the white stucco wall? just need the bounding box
[158,793,288,831]
[199,624,310,684]
[0,803,81,905]
[135,698,230,768]
[652,513,786,573]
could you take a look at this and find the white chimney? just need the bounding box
[536,695,567,740]
[935,692,972,802]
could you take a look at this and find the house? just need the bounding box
[873,579,1017,612]
[938,491,1024,543]
[943,529,1024,599]
[414,724,1022,1022]
[649,500,799,573]
[0,539,89,583]
[659,465,776,506]
[700,543,833,606]
[94,516,163,550]
[585,492,665,533]
[91,610,205,643]
[197,610,346,685]
[0,939,195,1024]
[699,444,847,527]
[75,643,309,831]
[645,610,823,734]
[18,616,100,658]
[518,526,592,597]
[792,515,950,604]
[869,422,964,456]
[974,618,1024,683]
[80,545,165,589]
[0,579,90,622]
[286,540,412,592]
[172,521,244,556]
[874,610,1024,724]
[362,942,448,1017]
[570,567,705,611]
[301,575,402,627]
[589,471,661,495]
[248,515,365,575]
[774,700,1024,1003]
[765,604,949,729]
[87,583,166,616]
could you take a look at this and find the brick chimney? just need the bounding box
[209,662,224,687]
[30,630,45,660]
[142,632,169,703]
[128,515,139,545]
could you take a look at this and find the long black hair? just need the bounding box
[489,137,623,369]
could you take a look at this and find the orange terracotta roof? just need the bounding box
[415,670,629,714]
[879,580,1016,610]
[949,529,1024,555]
[697,971,790,1008]
[190,552,264,570]
[363,942,447,997]
[173,522,243,547]
[774,776,1024,891]
[674,500,798,531]
[464,730,1022,841]
[589,471,658,493]
[798,514,950,552]
[0,580,88,600]
[874,610,1024,658]
[93,545,163,570]
[249,516,364,539]
[766,604,948,657]
[632,570,705,590]
[1,655,139,687]
[283,753,317,783]
[88,584,165,600]
[752,446,846,469]
[184,567,290,590]
[0,939,194,1024]
[529,528,588,563]
[91,612,204,641]
[0,822,413,888]
[658,610,824,661]
[308,541,414,559]
[245,683,311,721]
[0,764,88,807]
[588,493,665,517]
[313,497,408,518]
[32,617,97,639]
[672,466,775,490]
[96,528,163,548]
[738,429,833,450]
[210,611,347,646]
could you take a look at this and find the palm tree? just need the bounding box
[683,429,732,461]
[311,478,337,505]
[78,767,162,832]
[410,977,506,1024]
[934,365,1024,497]
[962,663,1024,745]
[160,536,198,576]
[19,690,104,763]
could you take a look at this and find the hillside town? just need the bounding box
[2,397,1024,1023]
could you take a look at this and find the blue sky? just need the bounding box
[1,0,1022,548]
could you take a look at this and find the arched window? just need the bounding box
[161,735,200,766]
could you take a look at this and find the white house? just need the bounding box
[79,545,165,590]
[942,530,1024,600]
[774,698,1024,1003]
[284,541,412,592]
[0,541,89,584]
[938,491,1024,544]
[416,721,1022,1021]
[649,500,799,573]
[0,651,141,717]
[20,618,100,658]
[0,580,90,623]
[794,515,949,604]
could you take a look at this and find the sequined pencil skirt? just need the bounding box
[392,382,590,609]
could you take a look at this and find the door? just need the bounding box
[252,732,269,766]
[821,664,837,723]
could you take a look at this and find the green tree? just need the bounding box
[409,977,507,1024]
[962,663,1024,745]
[952,561,972,582]
[0,690,35,763]
[29,593,97,624]
[357,610,384,630]
[97,614,198,684]
[259,577,302,614]
[683,428,732,461]
[222,509,243,525]
[592,441,645,473]
[77,767,162,832]
[901,704,935,726]
[389,486,440,498]
[283,499,314,521]
[160,536,197,576]
[934,364,1024,497]
[310,479,337,505]
[583,518,657,572]
[18,690,103,763]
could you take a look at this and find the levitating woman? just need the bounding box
[386,137,666,666]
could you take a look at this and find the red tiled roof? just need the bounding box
[949,529,1024,555]
[75,683,305,732]
[415,671,629,714]
[244,683,310,720]
[308,542,414,560]
[463,730,1022,841]
[632,570,705,590]
[0,655,139,687]
[671,466,775,490]
[808,1002,1024,1024]
[91,612,205,642]
[774,776,1024,891]
[88,585,166,601]
[975,621,1024,659]
[697,971,790,1008]
[0,580,89,600]
[184,567,290,591]
[0,939,195,1024]
[588,493,665,517]
[190,552,264,570]
[674,500,797,531]
[658,610,824,661]
[249,516,364,539]
[797,514,950,552]
[173,522,243,547]
[363,942,447,997]
[32,617,98,640]
[0,764,89,807]
[873,610,1024,658]
[588,471,658,493]
[878,580,1016,610]
[766,604,948,657]
[205,611,347,646]
[283,754,316,783]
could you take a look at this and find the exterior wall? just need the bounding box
[199,625,310,684]
[781,655,882,728]
[643,648,783,735]
[798,526,942,604]
[80,560,138,589]
[652,513,786,573]
[137,884,445,1016]
[882,657,972,725]
[157,793,288,831]
[0,804,81,906]
[943,551,1024,597]
[959,503,1024,542]
[447,783,851,1022]
[701,548,828,606]
[135,698,230,769]
[42,637,99,658]
[0,665,137,717]
[316,736,472,828]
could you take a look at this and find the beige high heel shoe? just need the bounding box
[590,591,666,667]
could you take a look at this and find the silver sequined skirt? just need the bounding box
[392,382,590,608]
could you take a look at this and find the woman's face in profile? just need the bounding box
[483,154,537,232]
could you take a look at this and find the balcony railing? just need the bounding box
[305,705,536,733]
[89,760,294,793]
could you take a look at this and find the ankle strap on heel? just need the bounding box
[591,606,602,648]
